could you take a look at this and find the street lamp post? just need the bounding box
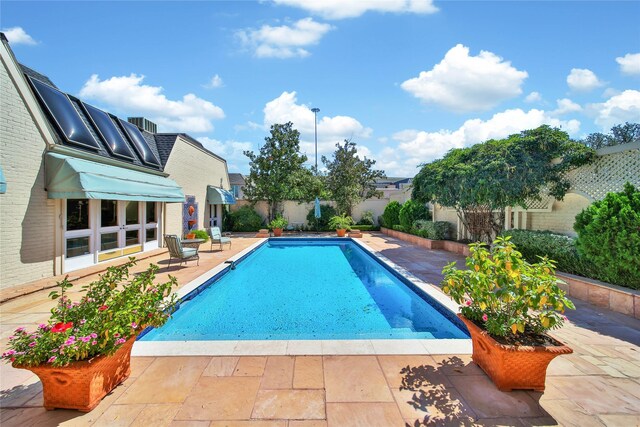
[311,107,320,173]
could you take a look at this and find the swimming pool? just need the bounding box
[140,238,468,341]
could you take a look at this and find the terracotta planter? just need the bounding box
[186,233,196,239]
[273,228,283,237]
[336,229,347,237]
[459,315,572,392]
[14,337,136,412]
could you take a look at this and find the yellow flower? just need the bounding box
[474,265,480,272]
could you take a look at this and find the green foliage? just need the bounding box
[582,122,640,149]
[2,259,178,367]
[399,199,431,229]
[322,139,385,216]
[306,204,337,230]
[442,237,574,338]
[357,210,375,225]
[574,183,640,289]
[190,229,209,241]
[412,125,595,242]
[268,216,288,230]
[243,122,319,220]
[381,201,402,228]
[351,225,380,231]
[501,230,594,278]
[230,206,264,232]
[328,214,355,231]
[413,220,451,240]
[392,224,407,232]
[222,206,234,231]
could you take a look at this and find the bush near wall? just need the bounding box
[399,200,431,230]
[351,225,380,231]
[306,204,337,231]
[391,221,451,240]
[381,201,402,228]
[574,183,640,290]
[230,206,264,232]
[501,230,596,279]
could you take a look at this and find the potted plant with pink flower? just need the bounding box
[442,236,574,392]
[1,258,178,412]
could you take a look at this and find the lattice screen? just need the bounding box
[566,145,640,201]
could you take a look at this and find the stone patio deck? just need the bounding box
[1,233,639,426]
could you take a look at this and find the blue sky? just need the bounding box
[3,1,639,175]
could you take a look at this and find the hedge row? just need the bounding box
[391,221,451,240]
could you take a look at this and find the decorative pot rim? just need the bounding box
[458,314,573,355]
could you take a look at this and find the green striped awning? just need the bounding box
[45,152,184,202]
[206,185,236,205]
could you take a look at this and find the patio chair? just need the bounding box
[208,227,232,251]
[164,234,199,268]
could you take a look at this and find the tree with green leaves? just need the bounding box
[412,125,595,242]
[581,122,639,149]
[322,139,385,216]
[243,122,320,220]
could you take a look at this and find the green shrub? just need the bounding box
[191,229,209,241]
[392,224,408,232]
[382,201,402,228]
[306,204,337,230]
[574,183,640,289]
[501,230,593,277]
[399,200,431,229]
[230,206,264,232]
[328,214,355,231]
[413,220,451,240]
[268,216,288,229]
[351,225,380,231]
[357,210,375,225]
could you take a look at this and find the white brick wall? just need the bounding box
[527,193,591,237]
[163,137,230,237]
[0,59,56,289]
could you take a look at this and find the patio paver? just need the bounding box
[1,232,639,426]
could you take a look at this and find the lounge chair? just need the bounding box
[208,227,232,251]
[164,234,199,267]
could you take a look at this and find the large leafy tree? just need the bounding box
[412,125,595,242]
[322,139,385,216]
[243,122,320,220]
[581,122,640,149]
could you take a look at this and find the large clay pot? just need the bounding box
[459,315,572,392]
[273,228,283,237]
[14,337,135,412]
[336,229,347,237]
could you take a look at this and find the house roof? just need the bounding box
[154,133,227,167]
[228,173,245,185]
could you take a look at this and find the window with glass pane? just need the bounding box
[146,228,157,242]
[125,230,139,246]
[67,199,89,230]
[100,232,118,251]
[125,201,139,225]
[146,202,156,223]
[66,237,89,258]
[101,200,118,227]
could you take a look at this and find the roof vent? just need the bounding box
[128,117,157,134]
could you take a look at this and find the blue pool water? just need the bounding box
[141,239,468,341]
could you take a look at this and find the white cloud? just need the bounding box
[203,74,224,89]
[616,53,640,75]
[2,27,38,45]
[552,98,582,115]
[567,68,603,92]
[400,44,528,112]
[525,91,542,103]
[198,137,253,172]
[236,18,333,59]
[376,108,581,176]
[79,74,224,133]
[272,0,438,20]
[589,90,640,130]
[262,91,371,160]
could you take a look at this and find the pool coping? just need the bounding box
[132,237,472,356]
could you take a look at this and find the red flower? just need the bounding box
[98,305,108,311]
[51,322,73,333]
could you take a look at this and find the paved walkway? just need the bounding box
[1,233,639,426]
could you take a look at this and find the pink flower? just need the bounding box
[90,333,98,338]
[80,319,87,325]
[47,356,56,363]
[92,340,97,345]
[114,333,120,338]
[115,338,126,345]
[131,322,138,329]
[64,337,75,346]
[15,327,25,333]
[38,324,48,329]
[2,350,16,357]
[28,341,36,348]
[465,300,472,306]
[98,305,108,311]
[482,314,488,322]
[80,336,91,343]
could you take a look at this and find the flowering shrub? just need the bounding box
[442,236,574,337]
[2,259,177,367]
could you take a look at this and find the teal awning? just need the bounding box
[0,165,6,194]
[207,185,236,204]
[45,152,185,202]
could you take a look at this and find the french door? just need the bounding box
[98,200,142,262]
